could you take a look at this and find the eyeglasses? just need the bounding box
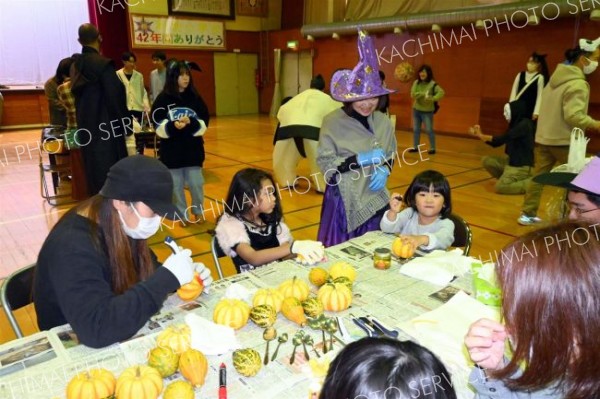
[569,206,600,215]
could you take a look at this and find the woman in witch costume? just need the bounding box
[316,30,397,247]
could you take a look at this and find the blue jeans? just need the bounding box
[413,109,436,150]
[170,166,204,220]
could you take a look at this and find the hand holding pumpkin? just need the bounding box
[194,262,213,293]
[400,235,428,250]
[292,240,325,265]
[163,249,194,285]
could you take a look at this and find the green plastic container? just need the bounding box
[471,262,502,307]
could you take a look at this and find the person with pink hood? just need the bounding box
[533,156,600,224]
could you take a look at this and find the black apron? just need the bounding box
[232,222,281,273]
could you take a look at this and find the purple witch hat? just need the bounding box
[330,29,396,102]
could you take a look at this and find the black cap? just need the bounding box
[99,156,179,219]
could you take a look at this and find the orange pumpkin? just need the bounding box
[328,262,357,283]
[177,272,204,301]
[278,276,310,301]
[66,368,116,399]
[179,348,208,387]
[115,365,163,399]
[392,238,415,259]
[213,298,251,329]
[156,324,191,354]
[317,283,353,312]
[252,288,285,313]
[308,267,329,287]
[281,297,307,326]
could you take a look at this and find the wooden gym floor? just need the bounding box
[0,114,560,343]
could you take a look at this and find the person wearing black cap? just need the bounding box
[151,59,209,223]
[70,23,130,197]
[33,156,213,348]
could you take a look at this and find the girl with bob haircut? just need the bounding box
[319,337,457,399]
[465,220,600,398]
[380,170,454,252]
[151,59,209,222]
[215,168,324,273]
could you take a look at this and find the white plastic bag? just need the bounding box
[567,127,590,173]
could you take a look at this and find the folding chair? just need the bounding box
[210,236,226,280]
[447,213,473,256]
[39,126,73,204]
[0,264,36,338]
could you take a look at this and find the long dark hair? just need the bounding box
[320,337,457,399]
[223,168,282,226]
[404,170,452,218]
[417,64,434,82]
[63,195,155,295]
[494,221,600,398]
[530,52,549,86]
[163,59,200,98]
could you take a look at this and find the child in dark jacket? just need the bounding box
[151,59,209,222]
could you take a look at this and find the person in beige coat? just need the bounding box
[518,38,600,225]
[117,51,150,155]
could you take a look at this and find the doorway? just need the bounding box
[281,50,313,99]
[214,53,259,116]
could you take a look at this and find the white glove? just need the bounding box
[163,249,194,285]
[194,262,213,294]
[291,240,325,265]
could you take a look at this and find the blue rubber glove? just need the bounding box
[369,167,390,191]
[357,148,386,166]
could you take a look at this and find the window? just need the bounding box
[0,0,89,85]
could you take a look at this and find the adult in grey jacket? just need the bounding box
[465,221,600,398]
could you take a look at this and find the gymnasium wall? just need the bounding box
[263,17,600,152]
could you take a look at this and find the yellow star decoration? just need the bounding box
[365,65,372,74]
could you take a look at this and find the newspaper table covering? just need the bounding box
[0,231,487,399]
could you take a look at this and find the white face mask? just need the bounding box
[583,58,598,75]
[118,203,161,239]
